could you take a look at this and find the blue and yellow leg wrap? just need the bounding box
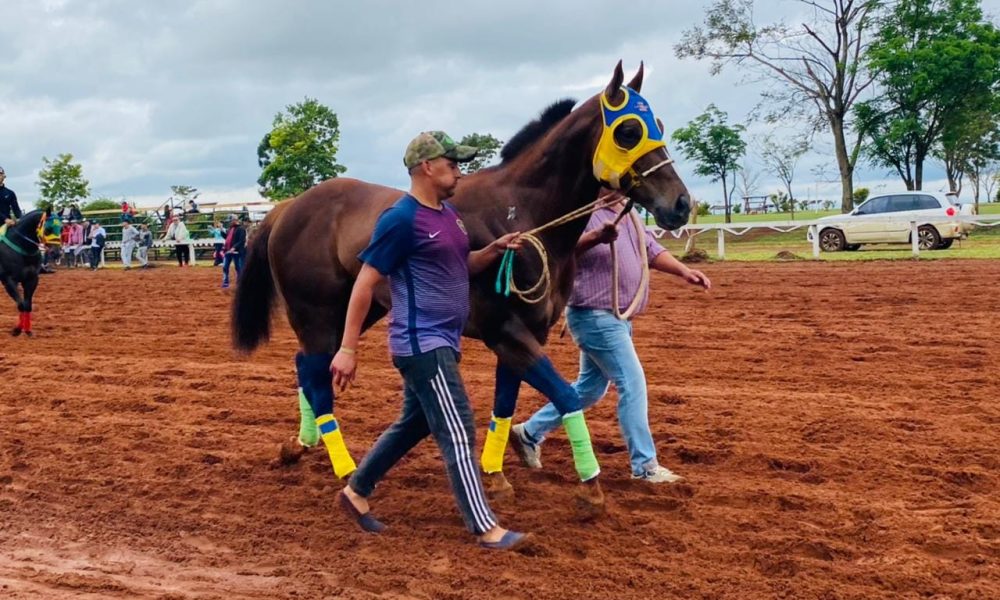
[315,414,357,478]
[480,414,512,474]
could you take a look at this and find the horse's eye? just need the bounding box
[613,119,643,150]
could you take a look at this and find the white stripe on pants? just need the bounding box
[430,369,495,533]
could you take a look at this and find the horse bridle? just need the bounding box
[612,146,675,226]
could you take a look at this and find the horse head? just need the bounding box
[589,61,691,230]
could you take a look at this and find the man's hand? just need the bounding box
[491,232,522,255]
[4,218,14,227]
[592,222,619,245]
[684,269,712,291]
[330,350,358,392]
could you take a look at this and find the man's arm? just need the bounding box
[12,191,22,220]
[330,264,384,390]
[468,232,521,275]
[650,250,711,290]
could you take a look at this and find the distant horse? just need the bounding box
[1,210,50,336]
[232,62,691,502]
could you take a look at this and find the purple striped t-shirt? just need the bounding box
[569,206,666,316]
[359,195,471,357]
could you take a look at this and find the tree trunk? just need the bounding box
[831,115,854,213]
[684,198,699,254]
[722,169,731,224]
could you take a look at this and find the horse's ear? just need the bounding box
[603,60,625,105]
[626,62,644,92]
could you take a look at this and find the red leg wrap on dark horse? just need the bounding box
[22,312,31,333]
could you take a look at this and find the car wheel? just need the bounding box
[935,238,954,250]
[916,225,941,250]
[819,228,845,252]
[844,244,861,251]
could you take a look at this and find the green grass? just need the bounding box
[687,209,839,224]
[657,223,1000,262]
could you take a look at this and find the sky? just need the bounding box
[2,0,999,210]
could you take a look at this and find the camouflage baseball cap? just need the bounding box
[403,131,478,170]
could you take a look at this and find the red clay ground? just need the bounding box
[1,261,998,599]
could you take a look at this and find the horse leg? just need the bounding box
[1,276,25,336]
[284,297,388,476]
[19,273,38,337]
[489,320,604,516]
[479,361,521,499]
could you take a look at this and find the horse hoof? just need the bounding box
[574,477,606,521]
[11,328,21,337]
[482,471,515,501]
[24,331,33,338]
[278,438,307,466]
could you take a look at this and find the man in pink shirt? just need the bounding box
[511,190,711,483]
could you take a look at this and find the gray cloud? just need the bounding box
[2,0,998,207]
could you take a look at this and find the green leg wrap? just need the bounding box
[562,410,600,481]
[298,388,320,447]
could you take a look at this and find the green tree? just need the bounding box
[37,153,90,210]
[257,97,347,201]
[677,0,882,213]
[853,187,870,204]
[757,134,810,220]
[857,0,1000,190]
[458,133,504,174]
[170,185,200,211]
[82,197,120,212]
[935,102,1000,209]
[672,105,747,223]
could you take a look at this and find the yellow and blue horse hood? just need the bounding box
[592,87,666,189]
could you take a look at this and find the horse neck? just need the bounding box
[506,115,602,257]
[14,213,43,240]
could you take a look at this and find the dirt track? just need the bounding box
[1,261,998,599]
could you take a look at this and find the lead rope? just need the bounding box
[496,154,672,312]
[610,208,649,320]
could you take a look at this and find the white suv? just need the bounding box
[808,191,973,251]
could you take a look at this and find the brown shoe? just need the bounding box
[482,471,515,500]
[574,476,605,521]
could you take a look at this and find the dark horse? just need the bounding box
[1,210,49,336]
[232,62,691,501]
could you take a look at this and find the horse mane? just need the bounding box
[16,210,45,232]
[500,99,577,163]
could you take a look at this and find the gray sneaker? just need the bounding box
[510,423,542,469]
[632,465,684,484]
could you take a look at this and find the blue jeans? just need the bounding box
[522,307,656,475]
[349,347,497,535]
[222,251,244,283]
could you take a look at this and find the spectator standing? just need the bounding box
[89,222,107,270]
[121,221,141,269]
[209,221,225,266]
[69,204,83,222]
[221,216,246,289]
[76,219,93,265]
[137,223,153,268]
[165,216,192,267]
[66,220,84,268]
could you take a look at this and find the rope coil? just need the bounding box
[494,153,672,315]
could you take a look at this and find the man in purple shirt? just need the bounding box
[330,131,530,550]
[511,190,711,483]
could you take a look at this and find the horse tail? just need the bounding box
[231,209,279,354]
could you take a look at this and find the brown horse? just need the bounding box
[232,62,691,499]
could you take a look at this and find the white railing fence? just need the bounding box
[648,215,1000,259]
